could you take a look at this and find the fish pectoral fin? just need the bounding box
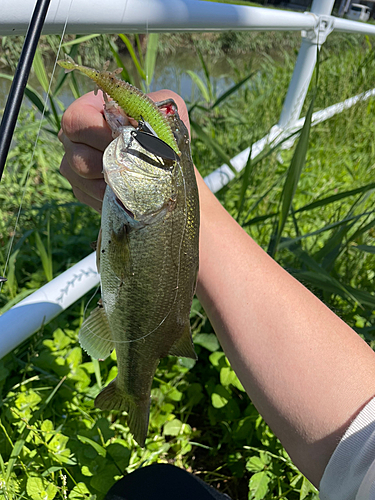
[79,305,114,360]
[168,323,197,360]
[95,379,150,447]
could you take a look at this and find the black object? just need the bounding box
[104,463,232,500]
[0,0,52,182]
[137,117,157,136]
[0,277,7,283]
[131,119,178,162]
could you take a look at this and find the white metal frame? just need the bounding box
[1,0,375,357]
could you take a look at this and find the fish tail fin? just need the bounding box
[127,398,150,448]
[95,378,150,447]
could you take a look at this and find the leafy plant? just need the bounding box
[108,33,159,91]
[1,31,375,499]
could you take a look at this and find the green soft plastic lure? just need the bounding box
[57,57,180,157]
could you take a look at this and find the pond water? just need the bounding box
[149,48,244,100]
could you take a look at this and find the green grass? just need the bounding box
[0,32,374,499]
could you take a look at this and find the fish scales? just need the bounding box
[79,96,199,446]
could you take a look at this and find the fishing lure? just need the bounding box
[57,57,180,157]
[131,117,178,162]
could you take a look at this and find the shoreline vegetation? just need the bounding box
[0,30,370,71]
[1,32,301,72]
[0,27,374,500]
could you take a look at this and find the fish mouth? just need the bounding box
[158,100,178,117]
[115,196,134,218]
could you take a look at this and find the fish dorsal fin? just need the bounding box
[168,323,197,360]
[79,305,114,360]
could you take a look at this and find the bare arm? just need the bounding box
[195,168,375,486]
[59,90,375,488]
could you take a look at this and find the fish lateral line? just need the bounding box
[57,57,180,157]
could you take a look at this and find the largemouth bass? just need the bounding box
[77,88,199,445]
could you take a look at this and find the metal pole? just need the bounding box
[310,0,336,16]
[0,253,98,358]
[278,39,319,128]
[334,17,375,35]
[0,0,317,36]
[338,0,346,17]
[277,0,335,129]
[0,0,51,181]
[339,0,352,17]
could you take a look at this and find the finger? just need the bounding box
[59,91,113,150]
[59,133,104,179]
[72,186,103,214]
[60,155,106,202]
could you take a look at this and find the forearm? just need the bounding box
[59,89,375,488]
[195,169,375,487]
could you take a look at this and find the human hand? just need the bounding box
[58,89,190,213]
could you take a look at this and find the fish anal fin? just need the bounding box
[95,379,150,447]
[168,323,197,360]
[79,305,113,360]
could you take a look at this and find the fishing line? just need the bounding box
[119,0,130,28]
[146,0,150,88]
[83,283,101,318]
[0,0,74,294]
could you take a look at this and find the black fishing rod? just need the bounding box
[0,0,52,182]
